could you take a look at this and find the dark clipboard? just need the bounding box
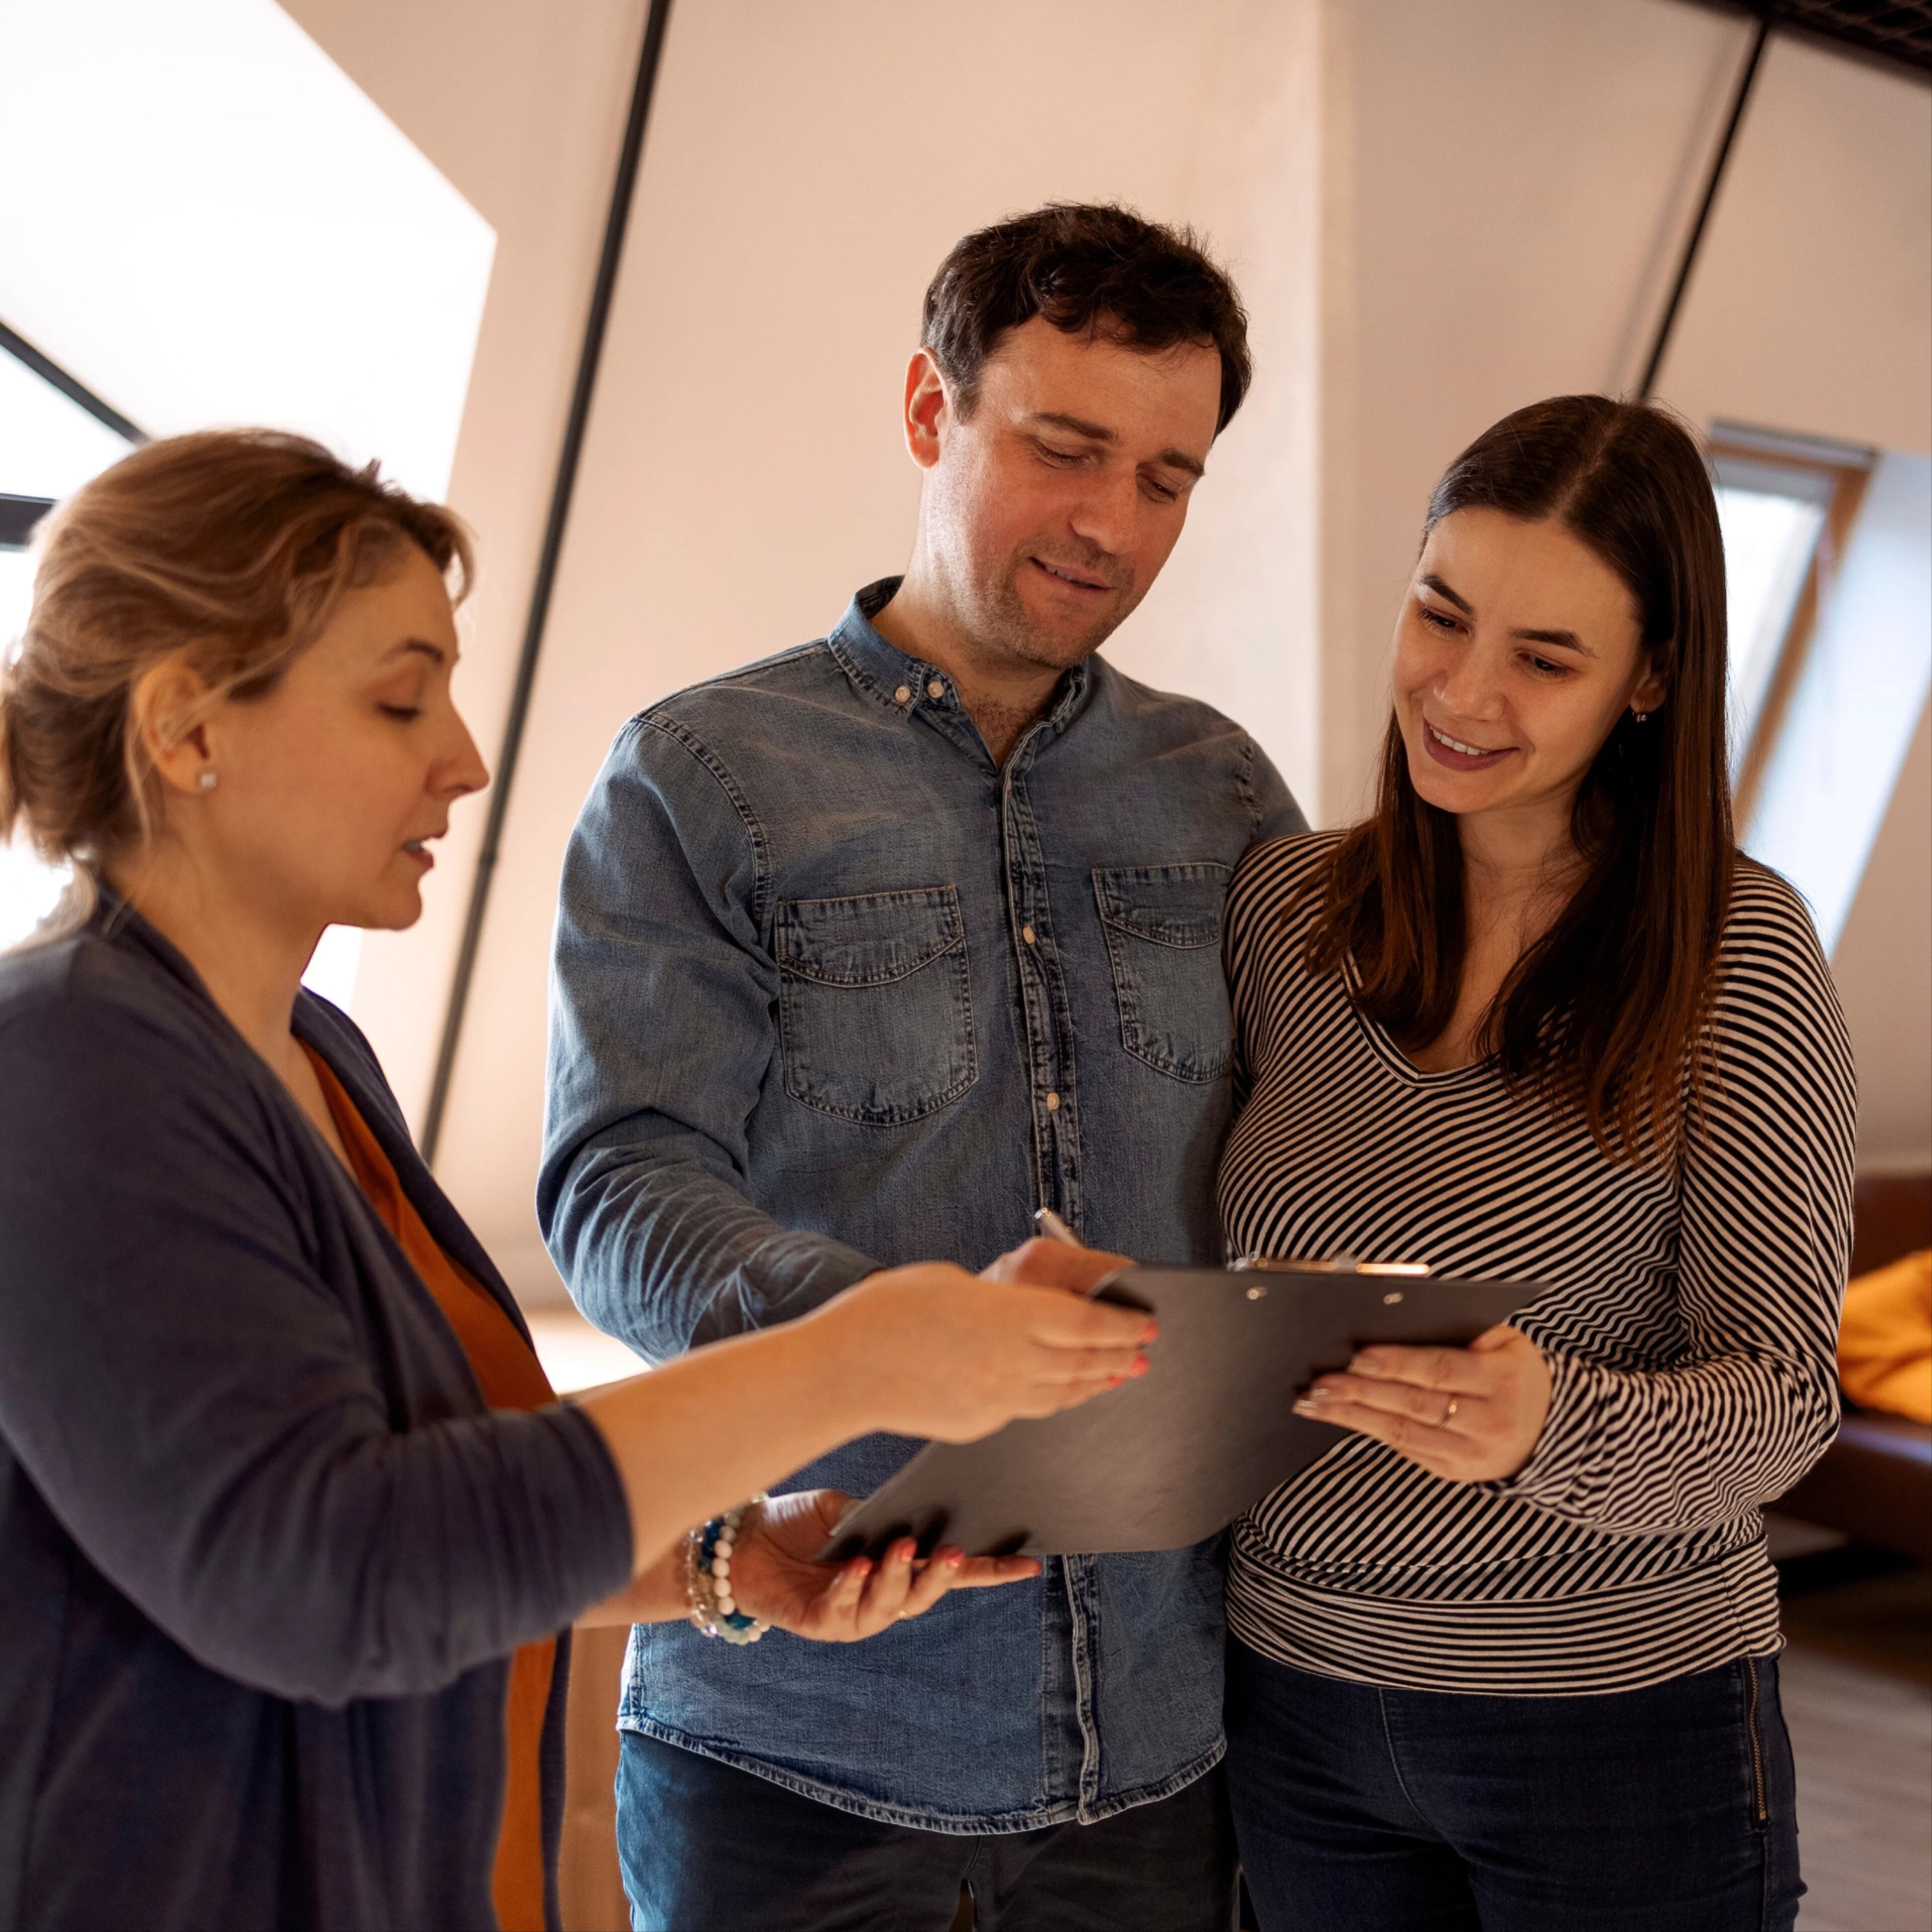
[822,1265,1540,1559]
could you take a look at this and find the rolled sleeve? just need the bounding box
[540,715,878,1359]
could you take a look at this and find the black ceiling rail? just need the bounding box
[1638,10,1774,398]
[421,0,676,1165]
[0,494,57,550]
[1680,0,1932,78]
[0,318,147,445]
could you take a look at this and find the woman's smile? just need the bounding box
[1395,508,1662,835]
[1421,719,1516,772]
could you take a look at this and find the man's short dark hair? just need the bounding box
[922,203,1252,436]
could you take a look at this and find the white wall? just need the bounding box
[309,0,1930,1299]
[1324,0,1932,1169]
[278,0,651,1129]
[1322,1,1932,817]
[1655,30,1932,459]
[0,0,494,499]
[429,0,1330,1300]
[1321,0,1744,818]
[1658,32,1931,1166]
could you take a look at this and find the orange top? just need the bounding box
[304,1047,558,1932]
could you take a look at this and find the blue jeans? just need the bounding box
[615,1732,1238,1931]
[1225,1640,1801,1931]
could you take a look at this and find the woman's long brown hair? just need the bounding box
[1304,395,1735,1164]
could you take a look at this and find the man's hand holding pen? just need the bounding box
[975,1209,1135,1304]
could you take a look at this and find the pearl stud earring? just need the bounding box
[198,771,218,790]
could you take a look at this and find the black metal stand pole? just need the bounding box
[1637,9,1774,399]
[422,0,675,1163]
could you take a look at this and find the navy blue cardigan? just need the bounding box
[0,903,634,1931]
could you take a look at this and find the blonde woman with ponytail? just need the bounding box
[0,431,1148,1932]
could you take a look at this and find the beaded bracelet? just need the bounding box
[685,1496,771,1645]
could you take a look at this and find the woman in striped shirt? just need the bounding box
[1219,395,1852,1931]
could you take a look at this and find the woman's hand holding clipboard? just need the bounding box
[1023,1208,1550,1485]
[824,1223,1542,1562]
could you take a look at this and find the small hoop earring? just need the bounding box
[197,771,218,790]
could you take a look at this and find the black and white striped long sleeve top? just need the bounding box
[1217,833,1856,1696]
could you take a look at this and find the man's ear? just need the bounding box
[131,657,220,797]
[902,348,949,472]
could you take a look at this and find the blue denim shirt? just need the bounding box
[541,580,1304,1832]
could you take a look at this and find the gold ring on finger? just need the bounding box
[1441,1397,1459,1426]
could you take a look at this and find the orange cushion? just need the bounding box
[1838,1249,1932,1423]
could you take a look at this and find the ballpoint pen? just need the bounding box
[1032,1206,1081,1247]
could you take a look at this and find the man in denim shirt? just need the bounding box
[542,205,1305,1929]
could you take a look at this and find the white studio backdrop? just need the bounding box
[0,0,498,997]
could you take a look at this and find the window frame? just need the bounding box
[1711,422,1875,826]
[0,493,56,549]
[1,316,143,552]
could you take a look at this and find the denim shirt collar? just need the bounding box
[827,577,1095,761]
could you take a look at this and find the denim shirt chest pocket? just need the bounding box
[775,886,978,1125]
[1093,862,1234,1083]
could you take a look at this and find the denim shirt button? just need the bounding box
[1045,1090,1061,1111]
[927,678,946,699]
[1022,924,1037,944]
[893,685,912,704]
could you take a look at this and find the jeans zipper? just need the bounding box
[1744,1657,1768,1826]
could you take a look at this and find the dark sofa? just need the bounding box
[1772,1169,1932,1561]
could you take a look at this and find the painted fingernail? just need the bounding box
[1130,1355,1150,1376]
[944,1552,963,1569]
[1142,1321,1159,1341]
[1106,1374,1123,1388]
[1294,1397,1323,1417]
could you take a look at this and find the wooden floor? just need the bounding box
[1779,1553,1932,1932]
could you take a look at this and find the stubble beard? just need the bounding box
[973,552,1137,676]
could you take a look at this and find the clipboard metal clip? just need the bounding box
[1230,1255,1433,1277]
